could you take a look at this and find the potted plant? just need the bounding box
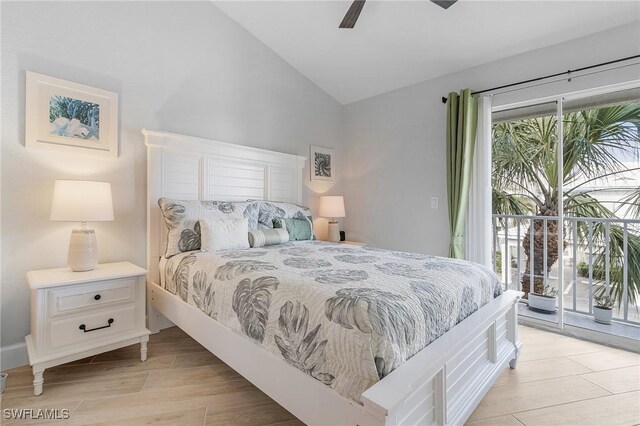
[593,295,614,325]
[528,285,557,313]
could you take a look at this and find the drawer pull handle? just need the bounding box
[94,294,102,301]
[79,318,114,333]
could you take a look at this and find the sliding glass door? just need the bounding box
[491,87,640,332]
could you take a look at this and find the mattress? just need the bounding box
[160,241,501,403]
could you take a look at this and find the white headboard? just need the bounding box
[143,129,306,282]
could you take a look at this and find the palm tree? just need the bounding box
[492,103,640,309]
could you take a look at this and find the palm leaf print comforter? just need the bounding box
[161,241,501,403]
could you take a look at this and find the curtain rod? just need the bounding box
[440,54,640,104]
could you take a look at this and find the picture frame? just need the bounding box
[310,145,335,182]
[25,71,118,157]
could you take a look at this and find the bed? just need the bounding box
[144,129,522,426]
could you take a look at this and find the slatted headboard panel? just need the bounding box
[143,129,306,282]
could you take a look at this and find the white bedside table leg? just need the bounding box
[32,364,44,396]
[140,336,149,362]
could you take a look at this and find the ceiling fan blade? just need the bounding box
[339,0,366,29]
[430,0,458,10]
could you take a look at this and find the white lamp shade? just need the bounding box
[50,180,114,222]
[319,196,346,218]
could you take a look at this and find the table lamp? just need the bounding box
[319,196,345,242]
[50,180,114,271]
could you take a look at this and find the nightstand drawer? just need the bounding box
[47,303,137,353]
[48,277,136,316]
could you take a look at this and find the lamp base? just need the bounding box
[327,221,340,243]
[68,225,98,272]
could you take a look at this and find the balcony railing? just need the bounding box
[492,214,640,326]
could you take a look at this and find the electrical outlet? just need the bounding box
[431,197,439,209]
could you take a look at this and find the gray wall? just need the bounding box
[343,22,640,255]
[1,1,343,353]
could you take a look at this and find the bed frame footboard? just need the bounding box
[361,290,522,425]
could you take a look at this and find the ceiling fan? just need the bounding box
[339,0,458,29]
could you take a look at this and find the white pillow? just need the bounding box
[200,218,250,252]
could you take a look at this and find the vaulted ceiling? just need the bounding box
[214,1,640,105]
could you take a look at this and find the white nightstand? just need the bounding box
[340,240,367,247]
[25,262,150,396]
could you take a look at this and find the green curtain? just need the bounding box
[446,89,478,259]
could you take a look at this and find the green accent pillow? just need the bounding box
[273,217,314,241]
[248,228,290,247]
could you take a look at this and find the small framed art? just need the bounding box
[25,71,118,157]
[310,145,335,182]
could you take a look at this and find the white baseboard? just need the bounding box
[1,342,29,371]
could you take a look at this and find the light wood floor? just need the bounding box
[2,325,638,425]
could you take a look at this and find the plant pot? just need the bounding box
[528,293,556,313]
[593,306,613,325]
